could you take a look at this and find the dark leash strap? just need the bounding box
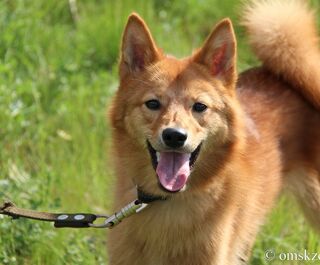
[0,201,97,228]
[0,189,167,229]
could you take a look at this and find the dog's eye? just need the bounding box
[192,102,207,113]
[145,99,161,110]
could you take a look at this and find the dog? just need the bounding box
[108,0,320,264]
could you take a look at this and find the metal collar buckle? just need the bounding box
[88,199,148,228]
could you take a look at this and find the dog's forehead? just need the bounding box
[148,57,216,93]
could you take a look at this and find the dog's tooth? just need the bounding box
[180,185,187,192]
[156,152,160,162]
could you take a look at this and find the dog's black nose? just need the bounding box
[162,128,188,149]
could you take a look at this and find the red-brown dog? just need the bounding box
[108,0,320,264]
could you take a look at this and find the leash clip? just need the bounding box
[88,199,148,228]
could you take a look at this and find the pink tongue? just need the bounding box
[156,152,191,192]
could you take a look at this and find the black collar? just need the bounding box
[137,188,168,203]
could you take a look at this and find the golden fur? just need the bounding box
[242,0,320,109]
[108,0,320,264]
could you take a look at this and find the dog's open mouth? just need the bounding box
[147,141,201,192]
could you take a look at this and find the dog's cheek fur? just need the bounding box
[110,95,170,193]
[189,95,246,191]
[109,105,164,197]
[124,107,150,146]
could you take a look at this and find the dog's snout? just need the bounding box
[162,128,188,148]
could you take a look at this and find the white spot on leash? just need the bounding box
[74,214,85,220]
[57,214,68,220]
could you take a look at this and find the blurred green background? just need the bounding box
[0,0,319,264]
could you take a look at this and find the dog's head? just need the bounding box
[110,14,241,196]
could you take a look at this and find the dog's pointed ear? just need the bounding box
[120,13,161,77]
[193,19,237,87]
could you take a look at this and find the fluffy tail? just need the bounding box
[242,0,320,109]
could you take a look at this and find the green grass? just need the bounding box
[0,0,319,264]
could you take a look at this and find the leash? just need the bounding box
[0,189,166,229]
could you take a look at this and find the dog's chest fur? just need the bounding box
[108,184,241,265]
